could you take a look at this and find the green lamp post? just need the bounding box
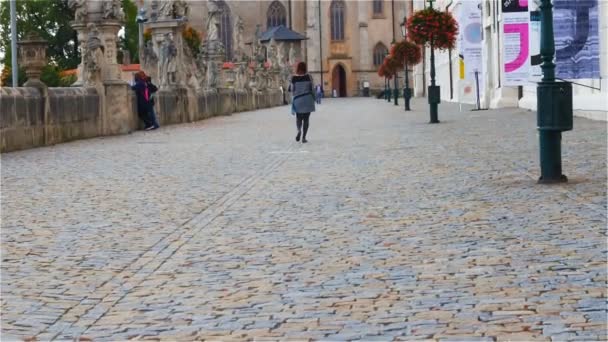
[536,0,573,183]
[400,19,412,111]
[392,41,399,106]
[427,0,440,123]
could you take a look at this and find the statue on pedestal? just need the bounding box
[235,62,248,90]
[174,0,189,19]
[206,0,222,43]
[233,16,245,61]
[159,0,187,20]
[195,54,207,89]
[150,0,160,21]
[102,0,124,21]
[142,39,158,71]
[68,0,87,22]
[159,33,177,87]
[289,44,297,66]
[268,40,279,70]
[83,24,105,86]
[206,60,218,90]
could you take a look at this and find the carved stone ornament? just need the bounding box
[18,32,48,85]
[68,0,87,22]
[102,0,124,21]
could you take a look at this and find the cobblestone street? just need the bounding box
[1,98,606,341]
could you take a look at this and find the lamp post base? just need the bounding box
[538,130,567,184]
[428,85,440,123]
[404,88,412,111]
[393,88,399,106]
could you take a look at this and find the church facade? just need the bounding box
[152,0,409,97]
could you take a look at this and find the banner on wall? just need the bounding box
[553,0,600,79]
[502,0,529,86]
[528,1,542,83]
[459,0,484,91]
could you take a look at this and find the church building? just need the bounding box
[150,0,409,97]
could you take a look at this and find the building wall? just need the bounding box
[412,0,607,120]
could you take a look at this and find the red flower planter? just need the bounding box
[407,8,458,51]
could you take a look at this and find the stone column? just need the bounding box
[358,1,370,94]
[145,19,188,89]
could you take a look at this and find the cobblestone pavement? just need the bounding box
[1,98,606,341]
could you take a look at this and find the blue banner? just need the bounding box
[553,0,600,79]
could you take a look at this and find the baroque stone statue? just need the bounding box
[142,39,158,70]
[158,0,187,20]
[102,0,124,21]
[268,43,279,70]
[233,16,245,61]
[206,60,218,90]
[206,0,222,42]
[174,0,189,19]
[159,33,178,87]
[289,44,297,66]
[83,24,105,86]
[68,0,87,22]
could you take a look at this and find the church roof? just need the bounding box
[259,25,307,42]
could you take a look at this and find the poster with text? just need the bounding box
[553,0,600,79]
[460,0,484,93]
[502,0,529,86]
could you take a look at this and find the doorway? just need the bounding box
[332,64,347,97]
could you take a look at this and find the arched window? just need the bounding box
[373,42,388,66]
[267,1,287,29]
[330,0,345,41]
[373,0,383,15]
[218,1,233,60]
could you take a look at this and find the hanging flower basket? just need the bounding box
[392,40,422,65]
[384,54,403,75]
[378,64,386,77]
[407,8,458,51]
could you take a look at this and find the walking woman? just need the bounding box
[289,62,315,143]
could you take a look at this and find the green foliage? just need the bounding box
[120,0,139,63]
[1,65,76,87]
[0,0,79,70]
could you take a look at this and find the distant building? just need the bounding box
[146,0,408,97]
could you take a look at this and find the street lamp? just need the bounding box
[536,0,573,183]
[400,18,412,111]
[427,0,440,123]
[391,40,399,106]
[136,7,148,62]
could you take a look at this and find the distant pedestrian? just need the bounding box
[315,84,323,104]
[289,62,315,143]
[145,76,160,130]
[131,71,155,130]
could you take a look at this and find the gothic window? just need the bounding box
[373,0,383,15]
[373,42,388,66]
[267,1,287,29]
[330,0,345,41]
[218,0,233,60]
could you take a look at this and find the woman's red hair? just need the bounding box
[296,62,307,74]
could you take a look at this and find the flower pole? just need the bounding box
[393,39,421,111]
[407,1,458,123]
[427,0,439,123]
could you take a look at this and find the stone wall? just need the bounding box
[1,87,101,152]
[0,86,282,153]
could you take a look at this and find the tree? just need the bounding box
[0,0,79,70]
[120,0,139,63]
